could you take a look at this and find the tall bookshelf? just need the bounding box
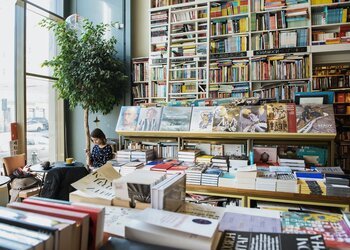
[146,0,350,102]
[132,58,150,105]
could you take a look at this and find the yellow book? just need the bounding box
[343,8,348,23]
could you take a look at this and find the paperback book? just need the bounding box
[159,107,192,131]
[212,106,241,132]
[190,107,215,132]
[238,105,267,132]
[136,107,162,131]
[116,106,140,131]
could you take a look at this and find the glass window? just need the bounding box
[27,0,63,16]
[0,1,16,158]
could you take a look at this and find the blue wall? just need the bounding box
[64,0,131,162]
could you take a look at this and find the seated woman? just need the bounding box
[86,128,113,169]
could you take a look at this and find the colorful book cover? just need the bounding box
[281,212,350,249]
[239,105,267,132]
[190,107,215,132]
[116,106,140,131]
[213,106,241,132]
[218,231,326,250]
[159,107,192,131]
[266,103,289,133]
[296,104,336,133]
[253,146,278,164]
[136,107,162,131]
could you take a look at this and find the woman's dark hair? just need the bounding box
[90,128,107,143]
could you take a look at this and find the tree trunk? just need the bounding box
[84,108,90,165]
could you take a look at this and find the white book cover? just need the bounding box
[136,107,162,131]
[131,208,218,238]
[190,107,215,132]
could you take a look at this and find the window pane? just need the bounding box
[0,1,16,158]
[27,0,63,16]
[26,76,52,163]
[26,3,61,77]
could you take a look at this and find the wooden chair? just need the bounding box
[2,154,41,200]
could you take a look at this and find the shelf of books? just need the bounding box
[186,185,350,210]
[132,57,149,105]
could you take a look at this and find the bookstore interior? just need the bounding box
[2,0,350,249]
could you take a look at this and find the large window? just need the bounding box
[0,1,16,158]
[25,0,63,163]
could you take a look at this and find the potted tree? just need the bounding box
[41,16,127,162]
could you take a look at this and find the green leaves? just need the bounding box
[40,18,127,115]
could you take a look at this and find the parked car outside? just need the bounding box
[27,120,45,132]
[27,117,49,130]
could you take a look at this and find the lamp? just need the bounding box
[93,116,100,128]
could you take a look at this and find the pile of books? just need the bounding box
[299,180,326,195]
[196,155,213,164]
[131,149,154,162]
[235,170,257,189]
[201,167,223,187]
[0,197,105,250]
[326,184,350,197]
[211,156,229,172]
[120,162,144,176]
[276,173,299,193]
[185,163,208,185]
[116,149,134,162]
[278,156,305,171]
[178,149,200,163]
[255,172,277,191]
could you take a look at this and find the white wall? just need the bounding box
[132,0,149,58]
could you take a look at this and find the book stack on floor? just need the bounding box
[276,173,299,193]
[178,149,201,163]
[211,156,229,172]
[131,149,154,162]
[116,149,134,162]
[151,173,186,211]
[185,163,208,185]
[125,208,220,250]
[120,161,144,176]
[255,172,277,191]
[0,197,105,250]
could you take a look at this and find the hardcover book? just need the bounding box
[190,106,215,132]
[159,107,192,131]
[116,106,140,131]
[266,103,289,132]
[136,107,162,131]
[238,105,267,132]
[296,104,336,133]
[281,212,350,249]
[218,231,325,250]
[213,106,241,132]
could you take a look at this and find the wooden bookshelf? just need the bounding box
[186,184,350,211]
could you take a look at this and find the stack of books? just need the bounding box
[185,163,208,185]
[116,149,134,162]
[228,156,248,169]
[201,168,223,187]
[178,149,201,163]
[255,172,277,191]
[278,156,305,171]
[326,177,349,186]
[218,172,236,188]
[326,184,350,197]
[151,173,186,211]
[120,162,144,176]
[211,156,229,172]
[276,173,299,193]
[131,149,154,162]
[196,155,213,164]
[0,197,105,250]
[299,180,326,195]
[235,170,257,189]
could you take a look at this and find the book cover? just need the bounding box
[296,104,336,133]
[23,197,105,250]
[8,201,89,250]
[239,105,267,132]
[159,107,192,131]
[253,146,278,164]
[287,103,297,133]
[116,106,140,131]
[159,173,186,212]
[281,212,350,249]
[211,144,224,156]
[136,107,162,131]
[218,231,326,250]
[266,103,289,132]
[213,106,241,132]
[190,107,215,132]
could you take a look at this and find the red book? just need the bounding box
[287,103,297,133]
[150,163,172,172]
[8,202,89,250]
[10,122,18,140]
[23,197,104,250]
